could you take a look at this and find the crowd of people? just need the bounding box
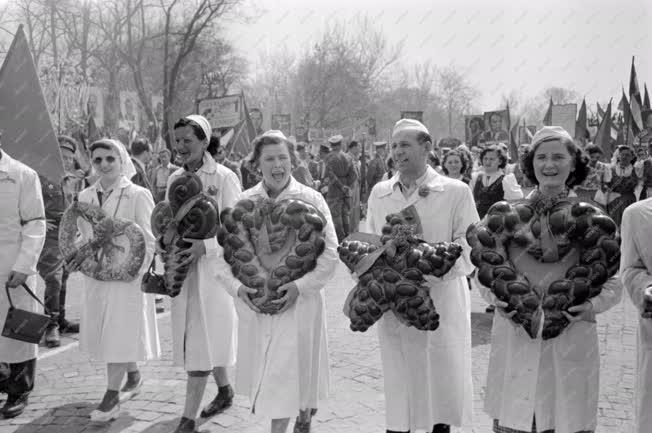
[0,113,651,433]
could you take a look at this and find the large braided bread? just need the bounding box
[218,198,327,314]
[339,211,463,332]
[466,199,620,339]
[151,172,220,297]
[59,200,146,281]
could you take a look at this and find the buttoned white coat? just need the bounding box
[365,166,477,431]
[216,176,339,418]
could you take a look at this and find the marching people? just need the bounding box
[130,137,154,193]
[601,145,639,227]
[366,141,388,193]
[0,143,46,419]
[217,130,338,433]
[469,144,523,219]
[441,149,471,184]
[474,127,622,433]
[67,139,160,422]
[634,140,652,200]
[149,148,179,203]
[365,119,477,433]
[169,115,240,433]
[291,142,315,188]
[324,135,358,241]
[575,144,609,206]
[620,198,652,433]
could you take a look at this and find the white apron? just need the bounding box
[0,151,46,363]
[168,153,241,371]
[77,178,160,362]
[216,178,339,418]
[365,167,478,431]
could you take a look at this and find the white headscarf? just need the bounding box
[90,138,137,180]
[185,114,212,142]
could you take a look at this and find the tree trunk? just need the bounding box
[448,102,453,136]
[49,0,58,66]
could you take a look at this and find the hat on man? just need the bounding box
[373,141,388,148]
[392,118,429,136]
[260,130,287,140]
[328,134,344,145]
[58,135,77,154]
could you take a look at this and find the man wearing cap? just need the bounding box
[0,140,46,418]
[324,134,358,241]
[365,119,477,433]
[367,141,388,193]
[621,200,652,433]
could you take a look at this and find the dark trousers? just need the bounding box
[0,359,36,398]
[36,238,69,328]
[326,196,351,242]
[386,424,449,433]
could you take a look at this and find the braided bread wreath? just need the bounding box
[59,200,147,281]
[466,199,621,340]
[217,198,328,314]
[150,172,220,297]
[338,208,463,332]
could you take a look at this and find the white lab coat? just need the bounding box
[620,199,652,433]
[216,177,338,418]
[77,176,160,362]
[365,166,477,431]
[168,153,241,371]
[0,150,45,363]
[475,190,622,433]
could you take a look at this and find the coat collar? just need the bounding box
[0,149,12,173]
[248,176,302,200]
[376,166,445,199]
[91,175,132,193]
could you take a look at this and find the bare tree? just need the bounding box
[160,0,242,148]
[437,66,478,136]
[197,36,247,98]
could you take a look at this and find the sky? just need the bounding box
[226,0,652,111]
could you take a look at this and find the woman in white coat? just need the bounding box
[0,147,46,419]
[474,127,622,433]
[168,116,241,433]
[68,139,160,422]
[620,200,652,433]
[217,130,338,433]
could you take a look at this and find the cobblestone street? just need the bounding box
[0,262,640,433]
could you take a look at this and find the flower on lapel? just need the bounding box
[207,185,218,196]
[418,185,430,197]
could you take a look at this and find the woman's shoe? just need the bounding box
[89,404,120,422]
[173,417,198,433]
[293,417,311,433]
[119,377,143,402]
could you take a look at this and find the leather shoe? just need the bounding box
[59,320,80,334]
[89,404,119,422]
[45,327,61,348]
[200,388,233,418]
[119,377,143,402]
[173,417,198,433]
[293,418,311,433]
[2,395,28,419]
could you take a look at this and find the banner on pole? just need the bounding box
[198,94,243,129]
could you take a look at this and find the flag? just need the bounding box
[644,84,651,110]
[595,99,613,159]
[575,98,588,141]
[88,115,100,143]
[0,25,64,183]
[618,89,640,140]
[629,57,643,134]
[509,115,519,161]
[543,97,553,126]
[597,102,605,123]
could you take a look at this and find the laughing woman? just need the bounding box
[216,130,339,433]
[68,139,160,422]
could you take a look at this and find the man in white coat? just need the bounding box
[620,199,652,433]
[365,119,477,433]
[169,115,241,433]
[0,144,46,418]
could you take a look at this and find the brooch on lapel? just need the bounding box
[418,185,431,197]
[206,185,218,196]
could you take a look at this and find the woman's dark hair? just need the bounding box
[89,139,119,155]
[442,149,468,175]
[130,137,151,156]
[521,135,590,188]
[479,145,508,169]
[615,145,636,165]
[207,135,221,157]
[173,118,206,141]
[584,144,603,156]
[250,134,299,168]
